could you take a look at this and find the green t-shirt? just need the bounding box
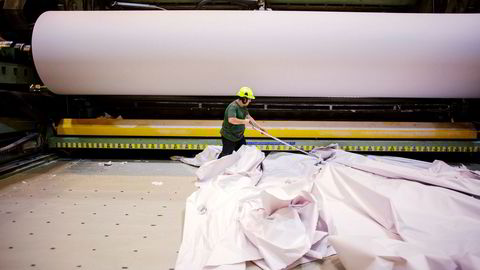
[220,101,249,142]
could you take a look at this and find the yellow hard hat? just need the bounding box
[236,86,255,99]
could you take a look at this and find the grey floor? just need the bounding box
[0,159,344,270]
[0,159,198,270]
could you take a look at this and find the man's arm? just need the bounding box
[226,104,249,125]
[228,117,250,125]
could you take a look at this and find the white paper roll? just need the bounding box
[32,11,480,98]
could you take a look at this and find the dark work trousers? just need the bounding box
[218,136,246,159]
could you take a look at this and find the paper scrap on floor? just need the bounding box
[175,145,480,270]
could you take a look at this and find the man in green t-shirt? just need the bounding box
[218,87,266,159]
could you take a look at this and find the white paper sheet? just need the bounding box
[33,11,480,97]
[176,146,480,270]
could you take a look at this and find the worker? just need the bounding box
[218,87,266,159]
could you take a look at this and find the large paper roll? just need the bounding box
[32,11,480,97]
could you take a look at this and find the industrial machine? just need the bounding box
[1,0,480,176]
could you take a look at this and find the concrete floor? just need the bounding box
[0,159,199,270]
[0,158,345,270]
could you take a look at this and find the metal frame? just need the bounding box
[48,136,480,152]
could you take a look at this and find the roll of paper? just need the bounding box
[32,11,480,97]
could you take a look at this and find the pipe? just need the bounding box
[111,1,166,10]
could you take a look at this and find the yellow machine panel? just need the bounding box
[57,119,477,139]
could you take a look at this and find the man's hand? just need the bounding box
[245,116,267,133]
[243,119,251,125]
[251,122,267,133]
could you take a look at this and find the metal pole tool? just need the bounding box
[250,123,317,158]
